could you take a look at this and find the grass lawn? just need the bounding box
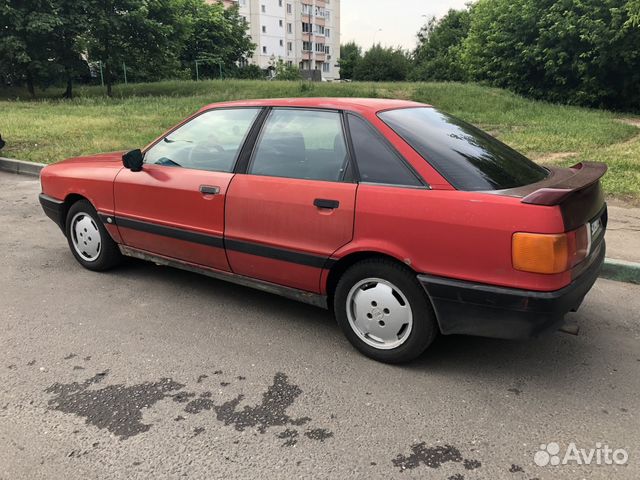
[1,79,639,200]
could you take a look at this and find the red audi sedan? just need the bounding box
[39,98,607,362]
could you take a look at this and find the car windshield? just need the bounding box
[378,107,549,191]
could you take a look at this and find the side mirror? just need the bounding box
[122,149,144,172]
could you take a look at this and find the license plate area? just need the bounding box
[590,216,604,242]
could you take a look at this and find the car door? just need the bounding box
[224,108,357,292]
[114,107,262,271]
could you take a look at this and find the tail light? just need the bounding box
[512,225,590,274]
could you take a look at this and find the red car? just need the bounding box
[39,98,607,363]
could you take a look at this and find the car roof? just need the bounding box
[198,97,430,115]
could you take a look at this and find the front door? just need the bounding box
[224,108,357,292]
[114,107,262,271]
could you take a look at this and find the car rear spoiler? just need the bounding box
[521,162,607,206]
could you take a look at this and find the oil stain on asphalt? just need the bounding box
[392,443,482,473]
[180,372,311,433]
[44,365,333,446]
[45,371,185,439]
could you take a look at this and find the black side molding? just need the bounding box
[103,214,336,270]
[115,216,224,248]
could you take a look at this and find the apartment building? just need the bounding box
[221,0,341,80]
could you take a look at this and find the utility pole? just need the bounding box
[122,62,127,85]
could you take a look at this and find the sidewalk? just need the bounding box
[606,204,640,263]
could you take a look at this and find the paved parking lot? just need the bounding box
[1,171,638,479]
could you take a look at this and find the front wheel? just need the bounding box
[65,200,122,271]
[333,258,438,363]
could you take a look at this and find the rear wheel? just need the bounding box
[65,200,122,271]
[334,258,438,363]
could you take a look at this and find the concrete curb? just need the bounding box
[1,155,639,285]
[0,157,44,177]
[600,259,640,285]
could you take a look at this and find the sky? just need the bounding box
[340,0,470,51]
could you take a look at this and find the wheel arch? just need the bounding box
[61,193,91,232]
[325,250,416,306]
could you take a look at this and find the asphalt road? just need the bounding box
[1,171,639,480]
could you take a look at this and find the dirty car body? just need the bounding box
[39,98,607,362]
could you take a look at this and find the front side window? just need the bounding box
[378,107,549,191]
[347,114,422,186]
[249,109,349,182]
[144,108,260,172]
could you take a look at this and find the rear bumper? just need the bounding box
[418,240,605,339]
[39,193,65,232]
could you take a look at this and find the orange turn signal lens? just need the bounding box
[512,232,569,274]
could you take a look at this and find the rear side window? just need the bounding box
[347,114,422,186]
[249,109,349,182]
[378,107,549,191]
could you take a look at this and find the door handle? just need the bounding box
[314,199,340,209]
[200,185,220,195]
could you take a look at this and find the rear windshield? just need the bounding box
[378,107,549,191]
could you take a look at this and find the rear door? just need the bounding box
[224,108,357,292]
[114,108,262,271]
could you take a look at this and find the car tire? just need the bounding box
[333,258,438,363]
[65,199,122,271]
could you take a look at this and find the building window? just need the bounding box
[261,5,266,13]
[262,25,266,33]
[262,46,267,54]
[279,19,283,27]
[287,3,292,14]
[315,42,325,53]
[287,23,292,33]
[279,39,284,47]
[303,41,312,51]
[287,41,292,51]
[278,0,283,6]
[325,45,330,54]
[323,63,330,73]
[325,28,330,38]
[302,22,312,33]
[287,61,293,67]
[314,24,325,35]
[302,3,312,15]
[325,11,331,21]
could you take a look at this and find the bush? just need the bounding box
[353,45,410,82]
[463,0,640,110]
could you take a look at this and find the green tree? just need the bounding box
[338,41,361,79]
[0,0,60,96]
[627,0,640,26]
[410,9,470,82]
[464,0,640,110]
[85,0,183,96]
[177,0,254,79]
[353,45,410,81]
[51,0,91,98]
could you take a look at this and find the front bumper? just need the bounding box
[418,240,606,340]
[39,193,65,232]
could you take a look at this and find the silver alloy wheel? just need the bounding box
[346,277,413,350]
[70,212,101,262]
